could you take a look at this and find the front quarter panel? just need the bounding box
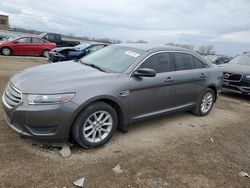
[70,74,130,125]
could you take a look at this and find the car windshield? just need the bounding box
[229,53,250,66]
[39,33,46,38]
[80,46,143,73]
[75,43,90,50]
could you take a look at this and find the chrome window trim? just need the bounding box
[129,50,208,77]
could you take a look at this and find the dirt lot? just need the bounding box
[0,56,250,188]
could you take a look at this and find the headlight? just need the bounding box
[27,93,75,105]
[246,75,250,80]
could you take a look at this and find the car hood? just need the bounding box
[10,61,119,94]
[0,41,7,45]
[52,47,77,52]
[220,63,250,75]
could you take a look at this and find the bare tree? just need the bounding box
[197,45,216,55]
[178,44,194,50]
[127,40,147,43]
[166,43,194,50]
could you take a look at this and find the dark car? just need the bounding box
[0,34,8,41]
[0,36,56,57]
[39,33,80,47]
[2,44,223,148]
[47,43,108,63]
[203,55,231,65]
[221,52,250,95]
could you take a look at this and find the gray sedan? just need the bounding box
[2,44,223,148]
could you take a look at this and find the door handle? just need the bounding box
[164,77,175,82]
[200,73,206,79]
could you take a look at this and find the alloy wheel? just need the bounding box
[83,111,113,143]
[201,92,213,113]
[43,50,49,58]
[2,48,10,56]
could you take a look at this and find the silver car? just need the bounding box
[2,44,223,148]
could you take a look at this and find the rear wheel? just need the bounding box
[72,102,118,148]
[1,47,11,56]
[192,88,215,116]
[42,50,50,58]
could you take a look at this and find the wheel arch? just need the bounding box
[41,49,50,56]
[69,96,126,137]
[207,84,218,102]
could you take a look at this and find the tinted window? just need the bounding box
[47,34,55,41]
[54,34,60,41]
[193,57,206,69]
[140,53,172,73]
[32,38,45,43]
[17,37,30,43]
[173,53,194,71]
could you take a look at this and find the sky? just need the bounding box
[0,0,250,56]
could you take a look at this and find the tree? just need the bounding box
[127,40,147,43]
[197,45,216,55]
[166,43,194,50]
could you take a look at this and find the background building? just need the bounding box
[0,15,9,30]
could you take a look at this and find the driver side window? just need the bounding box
[140,52,173,73]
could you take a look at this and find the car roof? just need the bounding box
[114,43,191,53]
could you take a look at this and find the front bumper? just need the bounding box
[2,96,79,141]
[222,81,250,95]
[47,52,65,63]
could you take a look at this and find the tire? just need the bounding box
[192,88,215,116]
[42,50,50,58]
[1,47,11,56]
[72,102,118,148]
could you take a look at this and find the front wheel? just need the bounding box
[1,47,11,56]
[192,88,215,116]
[72,102,118,148]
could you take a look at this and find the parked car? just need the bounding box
[0,34,8,41]
[2,44,223,148]
[0,36,56,57]
[48,42,108,63]
[203,54,231,65]
[220,52,250,95]
[40,33,80,47]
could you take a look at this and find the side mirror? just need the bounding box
[13,41,18,44]
[133,68,156,77]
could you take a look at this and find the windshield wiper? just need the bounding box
[78,60,107,72]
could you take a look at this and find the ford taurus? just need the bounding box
[2,44,223,148]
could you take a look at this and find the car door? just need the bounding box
[12,37,33,55]
[31,37,46,55]
[169,52,208,107]
[129,52,175,121]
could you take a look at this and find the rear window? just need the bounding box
[32,38,45,43]
[173,53,206,70]
[173,53,194,71]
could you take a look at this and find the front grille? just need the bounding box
[223,72,243,82]
[3,82,22,108]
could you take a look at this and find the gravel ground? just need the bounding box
[0,56,250,188]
